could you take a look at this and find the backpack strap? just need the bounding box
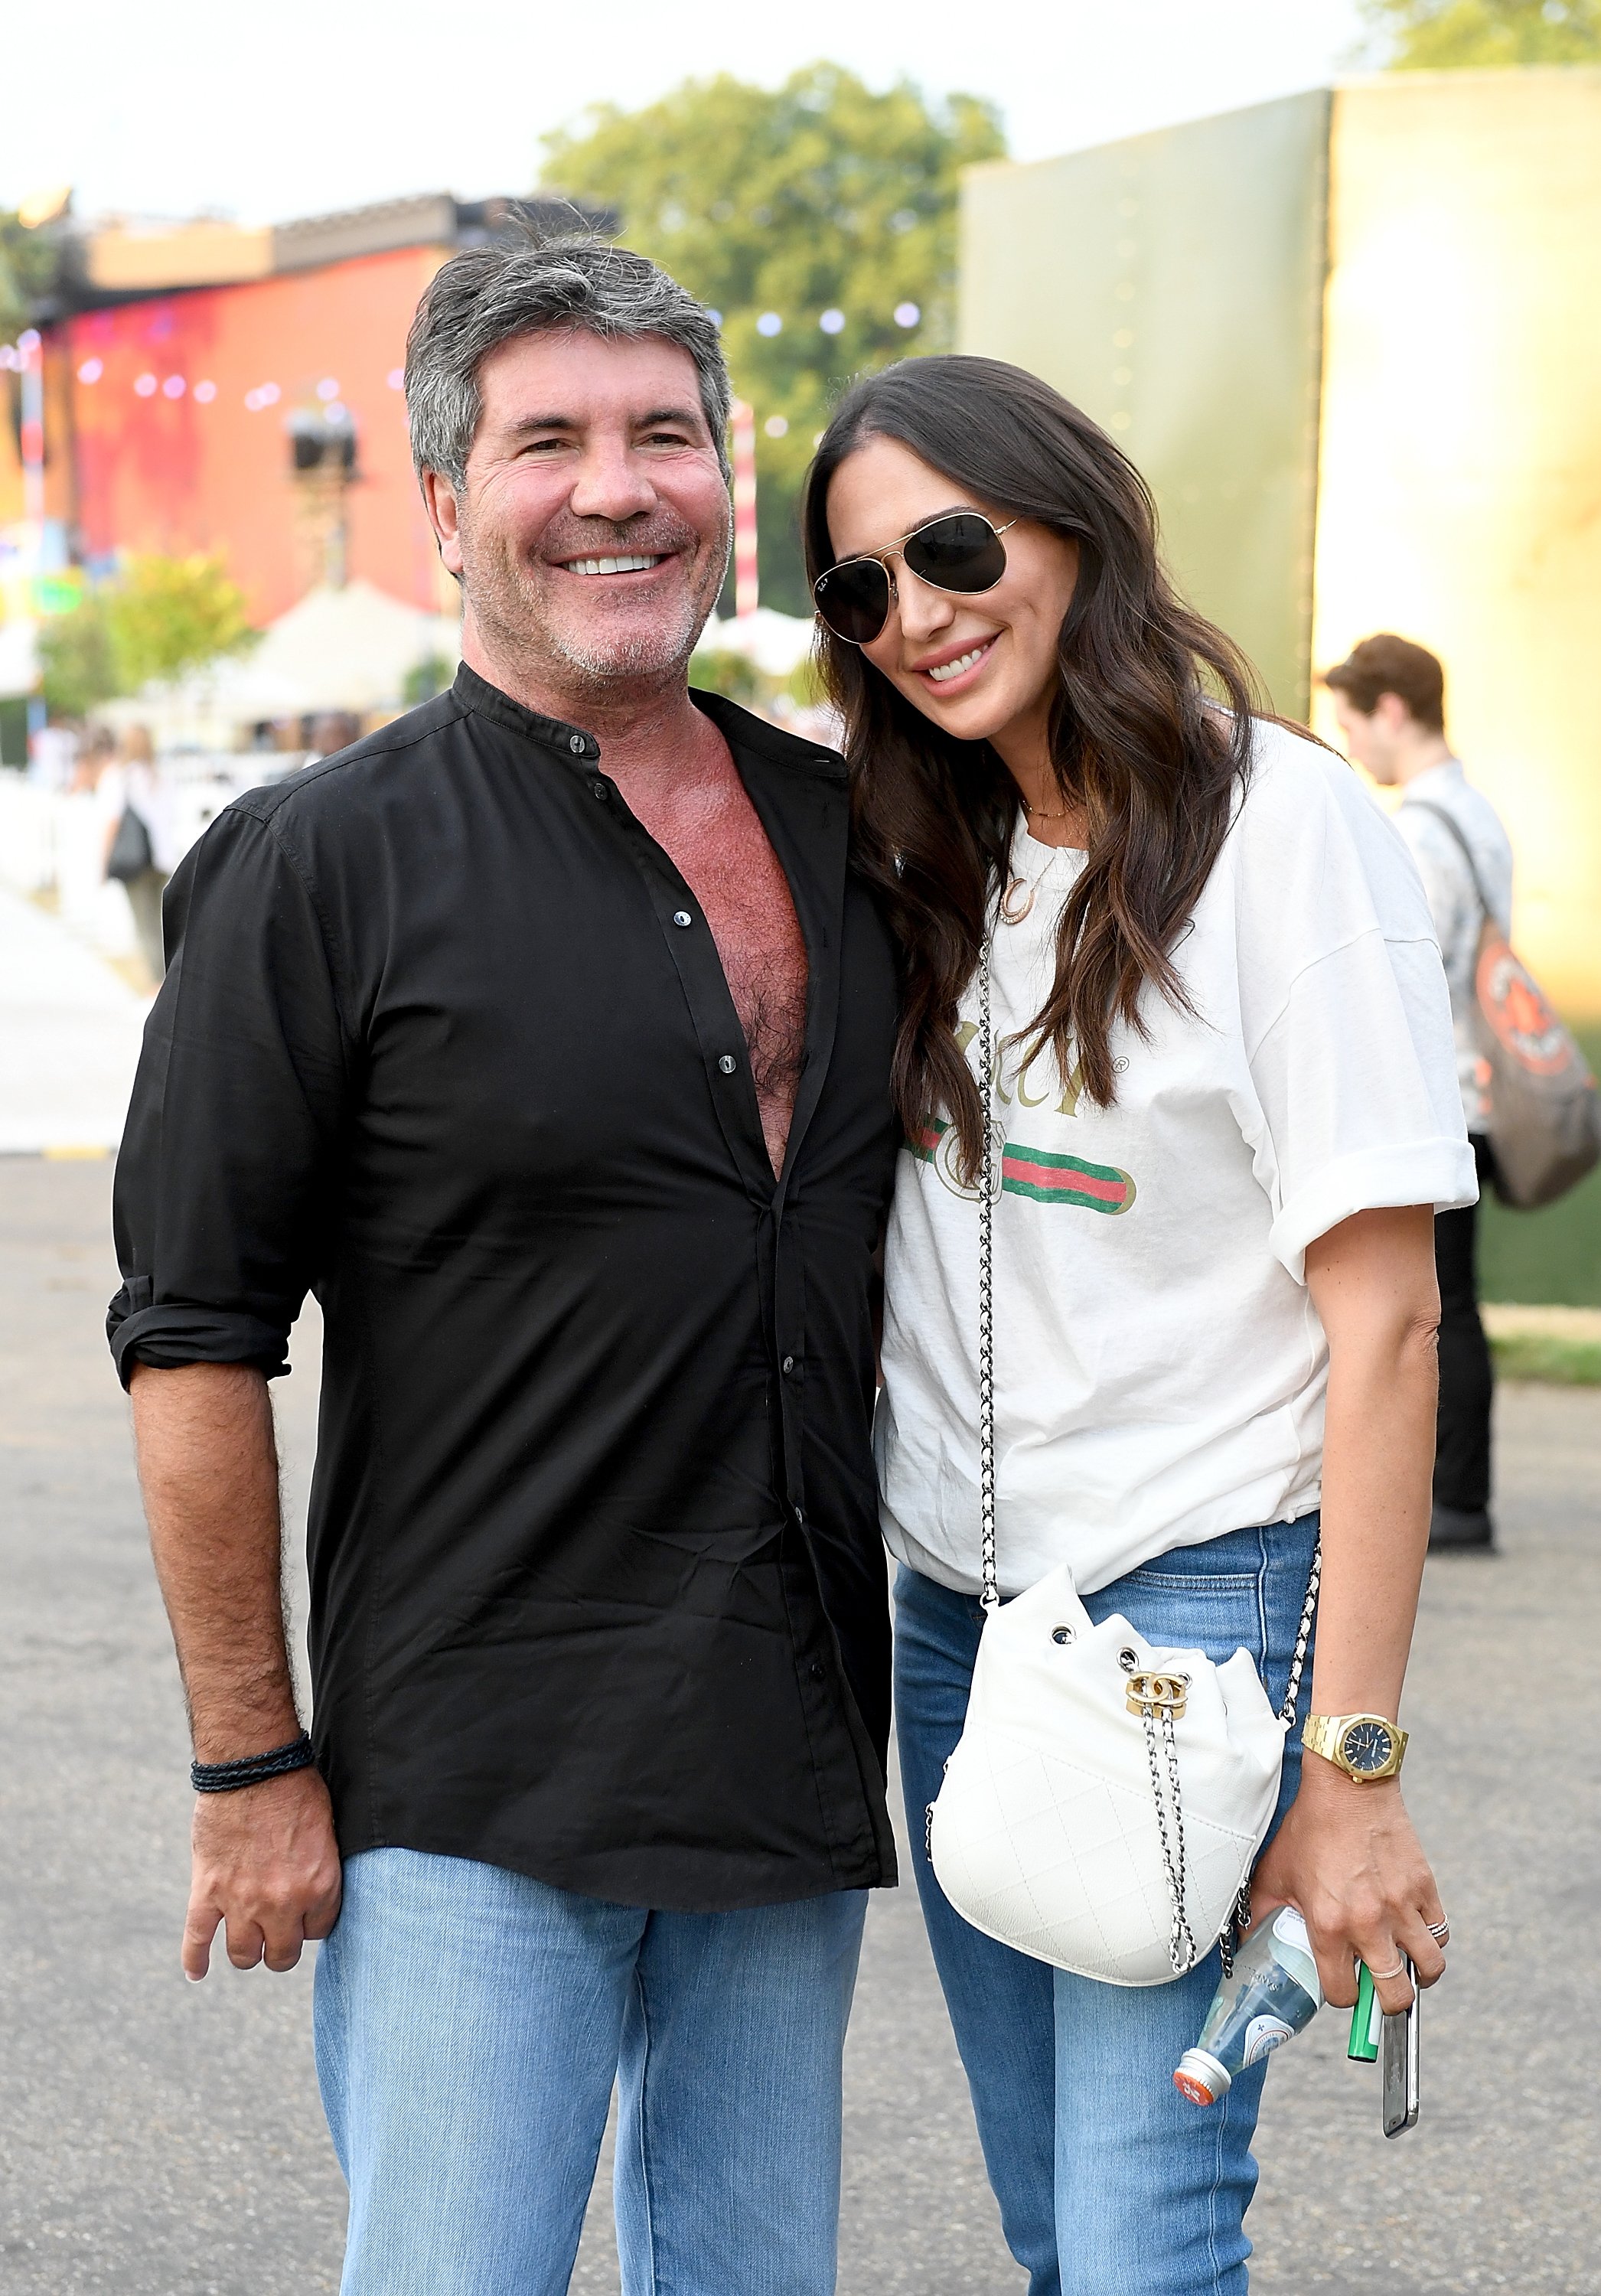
[1401,798,1495,928]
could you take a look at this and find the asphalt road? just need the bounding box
[2,1157,1598,2295]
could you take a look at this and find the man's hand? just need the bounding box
[184,1765,343,1980]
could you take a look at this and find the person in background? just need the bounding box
[1324,634,1513,1552]
[98,724,175,983]
[70,724,116,795]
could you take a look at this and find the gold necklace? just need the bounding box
[1025,799,1074,822]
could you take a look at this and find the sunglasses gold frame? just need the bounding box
[813,514,1019,644]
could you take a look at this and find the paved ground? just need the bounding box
[2,1157,1598,2294]
[0,889,148,1156]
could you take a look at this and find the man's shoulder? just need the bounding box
[226,690,470,836]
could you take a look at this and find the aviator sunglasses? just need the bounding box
[812,511,1018,646]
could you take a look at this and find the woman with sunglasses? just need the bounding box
[804,357,1466,2294]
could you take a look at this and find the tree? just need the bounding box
[38,553,257,718]
[106,552,257,690]
[37,595,118,720]
[1361,0,1601,66]
[0,210,58,344]
[540,64,1006,613]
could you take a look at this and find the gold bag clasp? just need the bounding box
[1125,1669,1189,1719]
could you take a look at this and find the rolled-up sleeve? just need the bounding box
[1247,931,1479,1277]
[108,803,351,1388]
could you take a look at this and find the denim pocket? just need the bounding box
[1087,1530,1270,1675]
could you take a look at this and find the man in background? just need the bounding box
[1325,632,1514,1552]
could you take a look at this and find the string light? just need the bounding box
[39,293,925,452]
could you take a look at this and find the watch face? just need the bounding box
[1341,1719,1396,1774]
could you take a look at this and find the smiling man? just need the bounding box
[108,236,901,2295]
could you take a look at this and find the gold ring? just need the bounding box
[1369,1960,1407,1981]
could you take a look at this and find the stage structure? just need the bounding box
[960,69,1601,1022]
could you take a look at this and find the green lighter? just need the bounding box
[1348,1962,1382,2063]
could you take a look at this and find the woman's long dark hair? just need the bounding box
[802,354,1262,1177]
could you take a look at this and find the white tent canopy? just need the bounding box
[106,580,461,747]
[695,608,816,678]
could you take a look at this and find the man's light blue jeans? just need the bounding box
[314,1849,867,2295]
[895,1512,1320,2296]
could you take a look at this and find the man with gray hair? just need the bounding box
[109,234,900,2292]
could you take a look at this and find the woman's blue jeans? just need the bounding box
[894,1512,1319,2296]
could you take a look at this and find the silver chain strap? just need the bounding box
[1142,1702,1196,1974]
[977,935,1001,1619]
[973,926,1321,1978]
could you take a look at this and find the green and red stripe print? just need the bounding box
[907,1120,1136,1215]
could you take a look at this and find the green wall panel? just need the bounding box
[959,92,1330,714]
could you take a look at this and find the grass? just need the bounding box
[1482,1303,1601,1387]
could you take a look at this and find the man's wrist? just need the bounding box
[191,1733,318,1794]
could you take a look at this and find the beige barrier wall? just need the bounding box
[960,93,1329,716]
[1309,70,1601,1019]
[960,70,1601,1020]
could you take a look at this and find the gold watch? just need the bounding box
[1303,1712,1407,1782]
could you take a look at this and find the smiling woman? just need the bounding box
[804,353,1467,2296]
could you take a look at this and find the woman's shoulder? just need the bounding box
[1221,717,1435,941]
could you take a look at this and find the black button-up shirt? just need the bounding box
[109,667,901,1911]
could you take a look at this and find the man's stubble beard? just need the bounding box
[461,504,732,697]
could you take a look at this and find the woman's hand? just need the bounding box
[1248,1757,1447,2014]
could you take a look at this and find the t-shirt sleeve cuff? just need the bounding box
[107,1293,292,1389]
[1269,1137,1480,1279]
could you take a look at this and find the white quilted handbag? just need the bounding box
[924,937,1319,1988]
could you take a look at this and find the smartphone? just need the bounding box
[1381,1961,1420,2137]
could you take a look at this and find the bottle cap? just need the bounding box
[1173,2048,1231,2106]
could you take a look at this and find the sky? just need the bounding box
[7,0,1374,227]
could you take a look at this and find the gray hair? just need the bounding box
[405,231,732,488]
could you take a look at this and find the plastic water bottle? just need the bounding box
[1174,1904,1323,2105]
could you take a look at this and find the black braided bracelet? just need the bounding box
[191,1733,318,1794]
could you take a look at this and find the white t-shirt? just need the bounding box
[877,719,1477,1600]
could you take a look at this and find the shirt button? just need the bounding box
[569,733,587,754]
[672,909,693,928]
[809,1661,827,1682]
[717,1053,737,1075]
[781,1355,796,1375]
[590,781,608,800]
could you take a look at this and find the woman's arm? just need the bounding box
[1250,1202,1449,2015]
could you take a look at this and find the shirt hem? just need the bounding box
[331,1812,892,1914]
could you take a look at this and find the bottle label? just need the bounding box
[1243,2014,1295,2065]
[1268,1903,1322,2004]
